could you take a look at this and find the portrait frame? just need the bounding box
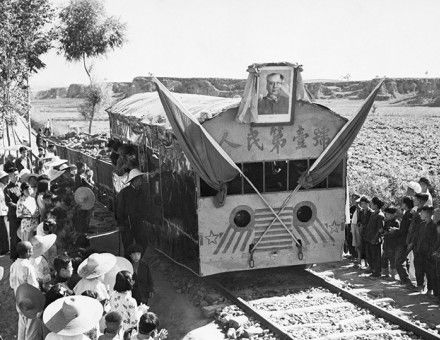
[254,64,297,126]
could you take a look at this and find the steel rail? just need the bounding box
[306,270,440,340]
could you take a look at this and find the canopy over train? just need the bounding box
[107,62,383,275]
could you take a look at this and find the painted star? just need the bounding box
[205,230,221,245]
[325,221,340,234]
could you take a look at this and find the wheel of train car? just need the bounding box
[229,205,255,230]
[292,201,317,227]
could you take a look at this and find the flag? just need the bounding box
[299,80,385,188]
[153,78,240,192]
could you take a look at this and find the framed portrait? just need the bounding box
[255,65,295,125]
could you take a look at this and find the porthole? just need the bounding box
[292,201,317,226]
[297,205,313,223]
[229,205,255,230]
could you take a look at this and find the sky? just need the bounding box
[31,0,440,89]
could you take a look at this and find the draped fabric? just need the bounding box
[299,80,385,189]
[154,78,240,192]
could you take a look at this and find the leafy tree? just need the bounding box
[0,0,55,145]
[58,0,126,133]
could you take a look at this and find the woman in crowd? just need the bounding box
[35,180,50,222]
[108,271,138,332]
[17,182,40,242]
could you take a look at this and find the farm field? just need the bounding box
[31,97,440,203]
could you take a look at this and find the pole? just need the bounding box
[27,76,33,165]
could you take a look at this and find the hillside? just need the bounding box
[34,77,440,106]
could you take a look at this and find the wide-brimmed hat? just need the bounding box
[16,283,45,319]
[103,256,134,289]
[30,234,57,258]
[48,168,65,182]
[78,253,116,279]
[20,172,38,183]
[44,157,68,169]
[0,170,9,180]
[74,187,95,210]
[58,164,69,171]
[407,181,422,194]
[43,296,103,336]
[125,168,144,183]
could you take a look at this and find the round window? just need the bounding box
[234,210,252,228]
[297,205,313,223]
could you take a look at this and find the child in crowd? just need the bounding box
[30,234,57,290]
[364,197,385,277]
[357,196,372,269]
[108,271,138,332]
[16,182,40,241]
[52,254,74,287]
[413,206,437,293]
[395,196,414,285]
[125,312,167,340]
[431,221,440,299]
[9,242,39,340]
[99,311,123,340]
[74,253,116,302]
[126,244,154,306]
[381,206,400,279]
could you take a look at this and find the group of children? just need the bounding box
[346,177,440,299]
[8,239,163,340]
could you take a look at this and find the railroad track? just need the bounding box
[209,268,440,340]
[154,249,440,340]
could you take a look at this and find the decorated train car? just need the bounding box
[107,63,353,276]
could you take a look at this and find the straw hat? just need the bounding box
[74,187,95,210]
[125,168,144,183]
[20,172,38,183]
[58,164,69,171]
[103,256,134,289]
[16,283,45,319]
[407,181,422,194]
[43,296,103,336]
[78,253,116,279]
[30,234,57,258]
[48,168,65,182]
[45,157,68,169]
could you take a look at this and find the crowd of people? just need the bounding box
[344,177,440,300]
[0,145,165,339]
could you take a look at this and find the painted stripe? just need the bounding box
[302,226,318,243]
[254,246,292,252]
[254,213,292,220]
[253,235,292,242]
[254,224,291,231]
[254,219,291,224]
[292,226,310,245]
[214,225,232,255]
[222,229,238,254]
[312,224,327,243]
[316,219,336,242]
[255,207,294,213]
[240,230,253,252]
[254,230,293,237]
[258,240,293,247]
[232,230,245,253]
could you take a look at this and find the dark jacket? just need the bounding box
[406,208,422,248]
[132,258,154,304]
[4,182,21,218]
[396,210,412,245]
[364,210,384,244]
[382,219,400,250]
[414,220,437,256]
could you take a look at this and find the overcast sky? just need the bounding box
[31,0,440,89]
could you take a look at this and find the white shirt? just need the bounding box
[74,278,109,301]
[0,182,8,216]
[31,256,52,284]
[107,291,138,331]
[45,333,91,339]
[9,258,39,294]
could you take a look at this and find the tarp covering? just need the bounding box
[154,78,240,192]
[108,91,241,130]
[299,80,384,188]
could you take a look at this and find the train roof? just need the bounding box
[107,91,241,130]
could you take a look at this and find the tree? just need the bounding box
[0,0,55,146]
[58,0,126,133]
